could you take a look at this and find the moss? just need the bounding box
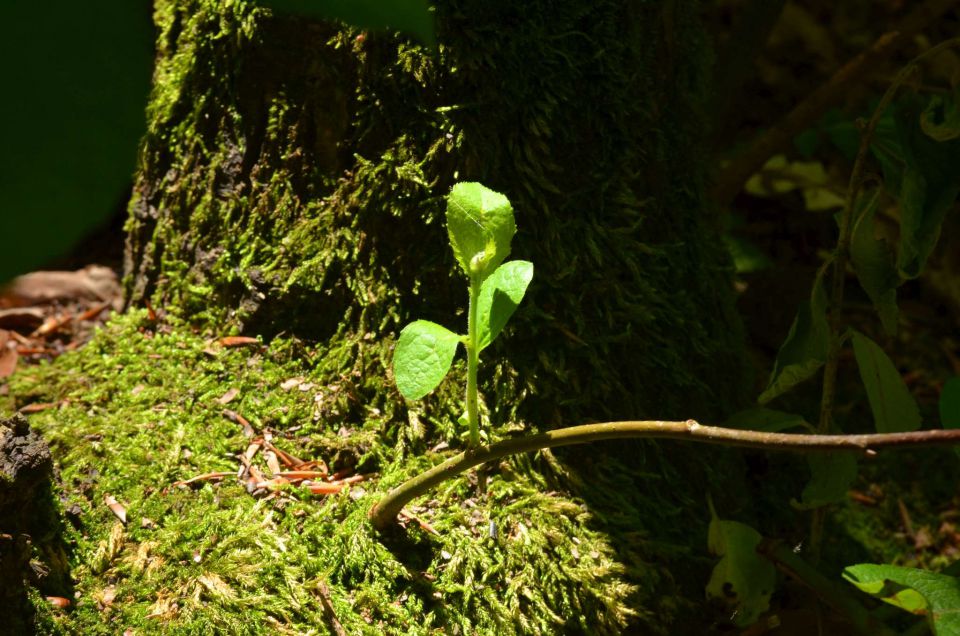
[9,311,689,634]
[98,0,752,630]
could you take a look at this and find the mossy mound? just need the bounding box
[8,311,734,634]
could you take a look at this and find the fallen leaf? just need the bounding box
[0,307,45,330]
[0,332,18,378]
[280,377,302,391]
[19,401,59,413]
[46,596,71,609]
[97,585,117,607]
[217,388,240,404]
[0,266,120,307]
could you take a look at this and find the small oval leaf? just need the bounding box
[477,260,533,350]
[446,182,516,280]
[393,320,461,400]
[851,330,921,433]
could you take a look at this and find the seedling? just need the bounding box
[392,182,533,447]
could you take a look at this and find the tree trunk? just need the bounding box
[124,0,751,630]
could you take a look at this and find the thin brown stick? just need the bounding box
[315,581,349,636]
[369,420,960,530]
[711,0,960,206]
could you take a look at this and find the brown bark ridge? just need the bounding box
[0,413,71,635]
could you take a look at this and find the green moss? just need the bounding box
[96,0,753,631]
[9,311,679,634]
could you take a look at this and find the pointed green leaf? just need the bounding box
[844,564,960,635]
[941,377,960,428]
[758,272,829,404]
[706,509,775,627]
[724,408,810,433]
[476,261,533,350]
[393,320,460,400]
[255,0,435,46]
[792,452,858,510]
[851,330,921,433]
[893,96,960,279]
[446,182,516,280]
[850,191,900,335]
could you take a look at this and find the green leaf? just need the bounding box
[758,272,829,404]
[792,452,858,510]
[476,261,533,350]
[941,377,960,461]
[844,564,960,635]
[706,507,775,627]
[941,377,960,428]
[723,235,772,274]
[0,3,153,282]
[446,183,516,281]
[851,330,921,433]
[921,89,960,142]
[744,155,845,211]
[894,96,960,279]
[393,320,461,400]
[255,0,435,46]
[849,191,900,335]
[724,408,810,433]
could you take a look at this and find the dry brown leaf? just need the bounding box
[0,266,120,307]
[216,388,240,404]
[0,331,18,378]
[46,596,71,609]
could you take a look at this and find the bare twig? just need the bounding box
[711,0,960,206]
[369,419,960,530]
[315,581,349,636]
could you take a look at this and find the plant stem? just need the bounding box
[810,35,960,564]
[368,419,960,530]
[757,539,899,636]
[465,276,482,447]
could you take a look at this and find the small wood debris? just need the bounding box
[104,494,127,524]
[218,336,260,348]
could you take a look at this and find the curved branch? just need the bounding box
[369,419,960,530]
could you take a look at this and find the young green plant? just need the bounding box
[392,182,533,447]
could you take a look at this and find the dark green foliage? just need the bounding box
[0,2,153,281]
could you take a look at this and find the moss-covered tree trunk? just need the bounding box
[124,0,751,631]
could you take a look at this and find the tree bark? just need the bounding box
[124,0,751,629]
